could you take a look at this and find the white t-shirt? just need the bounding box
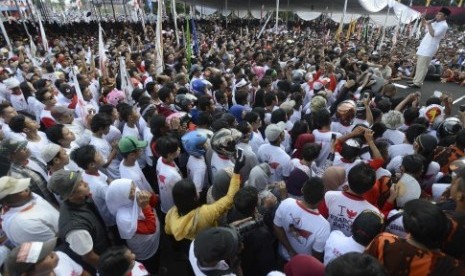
[330,122,354,136]
[54,251,84,276]
[388,143,414,159]
[289,159,314,177]
[27,132,50,164]
[333,153,362,176]
[119,161,153,193]
[249,130,265,153]
[187,155,207,193]
[257,143,291,182]
[82,171,115,227]
[143,126,154,167]
[10,93,29,112]
[385,209,407,238]
[312,129,341,166]
[1,194,59,246]
[274,198,330,260]
[66,229,93,256]
[90,135,120,179]
[130,261,150,276]
[323,230,365,265]
[210,152,234,182]
[382,129,406,145]
[322,191,381,236]
[156,158,182,213]
[417,20,448,57]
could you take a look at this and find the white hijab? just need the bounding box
[105,179,140,239]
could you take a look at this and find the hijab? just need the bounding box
[292,133,315,159]
[105,179,140,239]
[322,166,346,192]
[246,163,272,192]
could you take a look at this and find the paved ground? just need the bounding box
[393,79,465,115]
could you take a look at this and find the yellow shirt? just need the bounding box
[165,174,241,241]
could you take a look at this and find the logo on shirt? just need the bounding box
[346,209,358,219]
[269,162,280,169]
[158,175,166,184]
[288,214,312,245]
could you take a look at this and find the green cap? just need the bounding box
[118,136,148,153]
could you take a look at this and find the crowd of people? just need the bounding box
[0,7,464,276]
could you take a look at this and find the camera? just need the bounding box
[233,218,264,241]
[180,113,191,125]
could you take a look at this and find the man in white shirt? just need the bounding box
[274,177,330,262]
[155,136,182,213]
[0,176,59,246]
[319,163,381,236]
[324,210,384,265]
[257,122,291,182]
[409,8,450,88]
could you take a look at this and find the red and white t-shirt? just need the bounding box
[312,129,342,166]
[323,230,365,265]
[54,251,83,275]
[330,122,354,136]
[273,198,330,260]
[130,261,150,276]
[257,143,291,182]
[210,152,234,182]
[319,191,381,236]
[156,158,182,213]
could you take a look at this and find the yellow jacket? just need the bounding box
[165,174,240,241]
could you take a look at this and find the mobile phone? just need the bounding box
[236,148,244,161]
[460,105,465,112]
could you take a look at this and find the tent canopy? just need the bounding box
[189,0,421,26]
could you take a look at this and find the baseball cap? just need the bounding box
[41,143,61,163]
[0,176,31,200]
[310,96,327,113]
[6,238,57,276]
[0,139,28,155]
[118,136,148,153]
[265,122,286,142]
[48,170,82,200]
[51,106,74,121]
[280,100,296,113]
[4,78,20,90]
[194,227,239,263]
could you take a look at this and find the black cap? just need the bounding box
[194,227,239,263]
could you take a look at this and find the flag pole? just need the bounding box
[275,0,279,33]
[379,5,390,50]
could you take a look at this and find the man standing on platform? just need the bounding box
[408,7,450,89]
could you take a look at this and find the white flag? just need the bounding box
[155,0,164,75]
[38,14,49,54]
[0,16,12,51]
[98,24,107,75]
[120,56,134,104]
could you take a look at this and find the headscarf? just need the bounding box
[211,168,234,201]
[246,163,272,191]
[105,179,140,239]
[292,133,315,159]
[322,166,346,192]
